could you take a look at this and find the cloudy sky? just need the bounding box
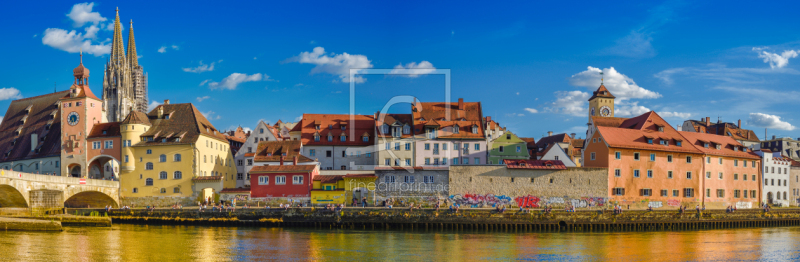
[2,1,800,140]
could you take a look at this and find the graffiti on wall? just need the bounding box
[666,199,681,207]
[648,201,663,208]
[451,193,607,209]
[515,195,542,208]
[735,202,752,209]
[449,194,514,208]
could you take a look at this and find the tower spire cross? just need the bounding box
[600,71,604,85]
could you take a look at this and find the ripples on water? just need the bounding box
[1,224,800,261]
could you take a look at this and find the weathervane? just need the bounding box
[600,71,604,85]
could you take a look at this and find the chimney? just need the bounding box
[738,119,741,128]
[412,97,417,112]
[570,133,576,139]
[487,116,491,122]
[247,131,251,136]
[164,99,170,105]
[705,117,709,126]
[280,155,285,166]
[293,156,298,165]
[547,131,553,136]
[375,111,379,120]
[773,135,776,140]
[458,98,464,110]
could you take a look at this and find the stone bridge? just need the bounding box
[0,170,119,209]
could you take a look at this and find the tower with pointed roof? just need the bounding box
[61,51,105,177]
[587,80,615,124]
[103,8,148,122]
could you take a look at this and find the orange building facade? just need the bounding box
[584,111,761,209]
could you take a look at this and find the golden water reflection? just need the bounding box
[1,224,799,261]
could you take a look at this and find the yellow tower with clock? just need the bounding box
[587,82,615,124]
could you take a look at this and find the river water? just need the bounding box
[2,224,800,261]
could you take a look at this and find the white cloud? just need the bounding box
[545,91,589,116]
[755,48,799,69]
[182,61,215,73]
[196,96,211,102]
[147,101,162,111]
[294,116,302,121]
[524,108,538,114]
[158,45,179,53]
[204,73,266,90]
[42,27,110,56]
[747,113,795,131]
[0,88,23,100]
[614,101,652,117]
[285,47,373,83]
[66,3,107,27]
[199,79,211,86]
[389,61,436,77]
[202,111,222,120]
[659,111,692,119]
[570,66,661,101]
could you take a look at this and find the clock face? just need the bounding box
[600,106,612,117]
[67,112,80,126]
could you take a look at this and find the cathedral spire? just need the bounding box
[110,7,126,68]
[127,19,138,68]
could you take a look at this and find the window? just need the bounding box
[499,146,504,153]
[673,190,679,197]
[452,158,459,165]
[752,161,756,168]
[423,176,434,184]
[405,143,411,150]
[634,170,640,178]
[650,154,656,161]
[734,190,740,198]
[173,171,182,179]
[668,171,673,179]
[247,159,253,166]
[145,178,153,186]
[385,159,391,166]
[647,170,653,178]
[145,162,153,170]
[340,165,347,170]
[146,149,152,154]
[159,171,167,180]
[516,146,521,153]
[340,136,346,142]
[237,160,243,166]
[92,141,101,149]
[258,176,269,185]
[293,175,304,185]
[686,172,692,179]
[706,157,711,163]
[172,154,182,162]
[716,189,725,198]
[309,149,316,157]
[133,188,138,193]
[686,156,692,163]
[474,158,480,164]
[590,152,596,160]
[744,161,747,167]
[612,188,625,196]
[615,152,621,160]
[159,154,167,162]
[276,176,286,184]
[105,141,113,149]
[706,172,711,179]
[395,159,401,166]
[125,155,129,163]
[326,151,332,157]
[404,175,415,183]
[614,169,621,177]
[683,188,694,198]
[463,158,469,164]
[642,189,652,196]
[743,174,748,181]
[405,159,411,166]
[633,152,640,161]
[424,143,430,150]
[385,175,396,183]
[362,136,369,142]
[706,188,711,198]
[667,155,673,163]
[474,144,480,151]
[327,135,333,142]
[425,158,431,165]
[734,159,739,166]
[719,158,723,165]
[646,138,653,144]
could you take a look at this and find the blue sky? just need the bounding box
[2,1,800,140]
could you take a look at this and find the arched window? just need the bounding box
[174,171,182,179]
[145,178,153,186]
[159,154,167,162]
[133,188,138,193]
[174,154,182,162]
[159,171,167,179]
[204,155,207,163]
[160,188,166,193]
[145,162,153,170]
[173,187,180,193]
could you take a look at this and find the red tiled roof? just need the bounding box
[521,138,536,148]
[504,159,567,170]
[345,173,377,178]
[588,84,615,100]
[313,175,345,183]
[250,165,317,173]
[88,122,121,138]
[760,149,772,153]
[534,133,570,149]
[790,159,800,167]
[596,112,703,154]
[412,99,485,139]
[244,153,255,157]
[571,139,585,149]
[121,111,151,126]
[684,119,760,142]
[193,176,222,181]
[375,114,414,138]
[0,90,70,162]
[253,140,314,162]
[374,167,449,170]
[592,116,628,128]
[220,188,250,193]
[678,131,760,159]
[134,103,228,146]
[300,114,375,146]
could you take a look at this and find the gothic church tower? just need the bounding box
[103,8,148,122]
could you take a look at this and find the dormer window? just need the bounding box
[403,125,410,134]
[382,124,389,134]
[314,135,320,142]
[658,126,664,132]
[676,141,682,146]
[454,126,460,134]
[165,115,170,120]
[419,117,425,121]
[327,135,333,142]
[315,125,320,130]
[715,144,721,150]
[660,140,668,146]
[646,138,653,144]
[341,125,346,131]
[704,143,709,148]
[472,125,478,134]
[340,135,346,142]
[328,124,333,129]
[175,138,180,143]
[102,130,107,135]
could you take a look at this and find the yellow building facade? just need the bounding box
[119,102,236,206]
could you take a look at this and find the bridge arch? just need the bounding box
[87,155,120,180]
[0,185,29,207]
[64,191,118,208]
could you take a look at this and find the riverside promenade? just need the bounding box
[71,206,800,232]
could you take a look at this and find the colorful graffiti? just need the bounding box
[648,201,663,208]
[582,197,606,207]
[515,195,542,208]
[449,194,514,208]
[666,199,681,207]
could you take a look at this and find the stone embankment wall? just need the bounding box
[0,217,62,231]
[77,207,800,231]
